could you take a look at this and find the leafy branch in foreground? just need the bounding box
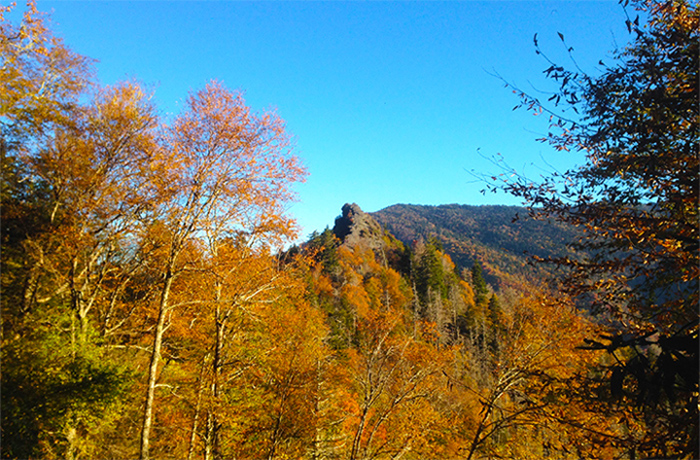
[484,1,698,457]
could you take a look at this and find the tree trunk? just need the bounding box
[139,272,174,460]
[350,405,369,460]
[204,410,213,460]
[188,353,209,460]
[311,357,322,460]
[207,282,226,460]
[210,316,224,460]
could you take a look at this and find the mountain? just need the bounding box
[370,203,583,289]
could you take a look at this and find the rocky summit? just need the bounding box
[332,203,384,250]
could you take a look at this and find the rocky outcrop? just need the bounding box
[332,203,384,250]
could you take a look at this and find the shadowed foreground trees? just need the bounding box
[488,0,698,457]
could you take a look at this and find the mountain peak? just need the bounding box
[333,203,383,248]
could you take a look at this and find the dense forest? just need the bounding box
[1,1,697,460]
[372,203,585,289]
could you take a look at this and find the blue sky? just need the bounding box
[31,1,631,241]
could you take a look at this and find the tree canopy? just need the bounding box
[489,0,698,457]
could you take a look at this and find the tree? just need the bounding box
[137,81,307,460]
[489,1,698,456]
[442,283,628,460]
[470,262,489,308]
[1,0,95,323]
[1,5,159,458]
[225,264,329,460]
[0,1,93,146]
[2,4,312,459]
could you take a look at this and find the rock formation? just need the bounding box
[332,203,384,250]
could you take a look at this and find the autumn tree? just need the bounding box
[137,81,306,460]
[140,248,329,460]
[220,257,330,460]
[1,0,94,322]
[488,0,698,456]
[1,4,165,458]
[1,4,308,458]
[313,238,449,459]
[0,1,93,146]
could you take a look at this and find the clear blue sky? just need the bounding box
[30,1,631,241]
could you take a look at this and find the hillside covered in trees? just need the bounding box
[1,1,697,459]
[372,203,584,289]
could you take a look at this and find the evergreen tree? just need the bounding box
[487,293,502,331]
[471,262,489,307]
[308,228,341,279]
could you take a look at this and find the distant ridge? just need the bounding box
[371,203,583,288]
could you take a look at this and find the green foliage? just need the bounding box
[471,262,489,307]
[487,294,501,329]
[1,324,133,459]
[413,238,450,305]
[307,228,340,278]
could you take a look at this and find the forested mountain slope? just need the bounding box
[296,203,612,460]
[372,203,583,288]
[3,1,695,457]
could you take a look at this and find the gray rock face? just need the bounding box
[333,203,383,249]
